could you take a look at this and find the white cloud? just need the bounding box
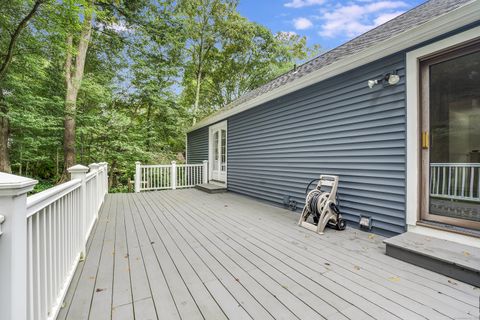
[285,0,325,8]
[293,17,313,30]
[318,1,408,38]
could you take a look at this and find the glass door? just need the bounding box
[209,122,227,183]
[420,42,480,230]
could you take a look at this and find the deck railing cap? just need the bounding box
[88,163,100,171]
[0,172,37,196]
[67,164,89,174]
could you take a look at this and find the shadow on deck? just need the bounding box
[57,190,479,320]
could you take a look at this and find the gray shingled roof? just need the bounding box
[203,0,473,114]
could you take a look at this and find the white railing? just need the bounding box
[0,162,108,320]
[430,163,480,202]
[134,160,208,192]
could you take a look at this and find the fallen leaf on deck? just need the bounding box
[447,279,457,285]
[96,288,106,292]
[388,276,400,282]
[324,262,330,266]
[368,234,375,240]
[354,265,360,271]
[462,251,470,257]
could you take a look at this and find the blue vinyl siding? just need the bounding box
[187,126,208,164]
[227,53,406,236]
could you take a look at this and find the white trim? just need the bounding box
[188,0,480,133]
[405,26,480,245]
[208,120,228,185]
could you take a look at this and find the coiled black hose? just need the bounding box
[304,178,340,208]
[308,190,322,223]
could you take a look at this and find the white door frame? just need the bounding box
[208,120,227,185]
[405,26,480,248]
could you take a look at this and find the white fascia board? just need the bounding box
[187,0,480,133]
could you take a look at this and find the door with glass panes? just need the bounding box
[209,121,227,183]
[420,41,480,230]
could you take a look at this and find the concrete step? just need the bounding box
[195,183,227,194]
[384,232,480,287]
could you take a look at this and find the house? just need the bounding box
[187,0,480,246]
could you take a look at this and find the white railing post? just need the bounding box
[88,163,100,212]
[0,173,37,320]
[135,161,141,193]
[68,164,89,257]
[171,161,177,190]
[99,162,108,197]
[203,160,208,184]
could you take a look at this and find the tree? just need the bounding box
[62,1,94,177]
[0,0,47,173]
[178,0,237,124]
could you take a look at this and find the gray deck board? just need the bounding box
[59,190,480,320]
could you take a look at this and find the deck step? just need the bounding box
[384,232,480,287]
[195,183,227,194]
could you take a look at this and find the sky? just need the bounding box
[237,0,424,50]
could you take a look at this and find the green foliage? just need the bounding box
[0,0,319,191]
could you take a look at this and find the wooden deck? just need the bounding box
[57,190,479,320]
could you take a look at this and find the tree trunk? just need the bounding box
[0,0,45,173]
[0,90,10,173]
[192,67,202,125]
[62,8,93,177]
[63,34,76,172]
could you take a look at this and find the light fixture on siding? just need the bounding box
[368,79,380,89]
[367,71,400,89]
[386,73,400,85]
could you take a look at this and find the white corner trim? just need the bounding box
[188,0,480,133]
[405,26,480,241]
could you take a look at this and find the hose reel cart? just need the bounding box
[298,175,346,234]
